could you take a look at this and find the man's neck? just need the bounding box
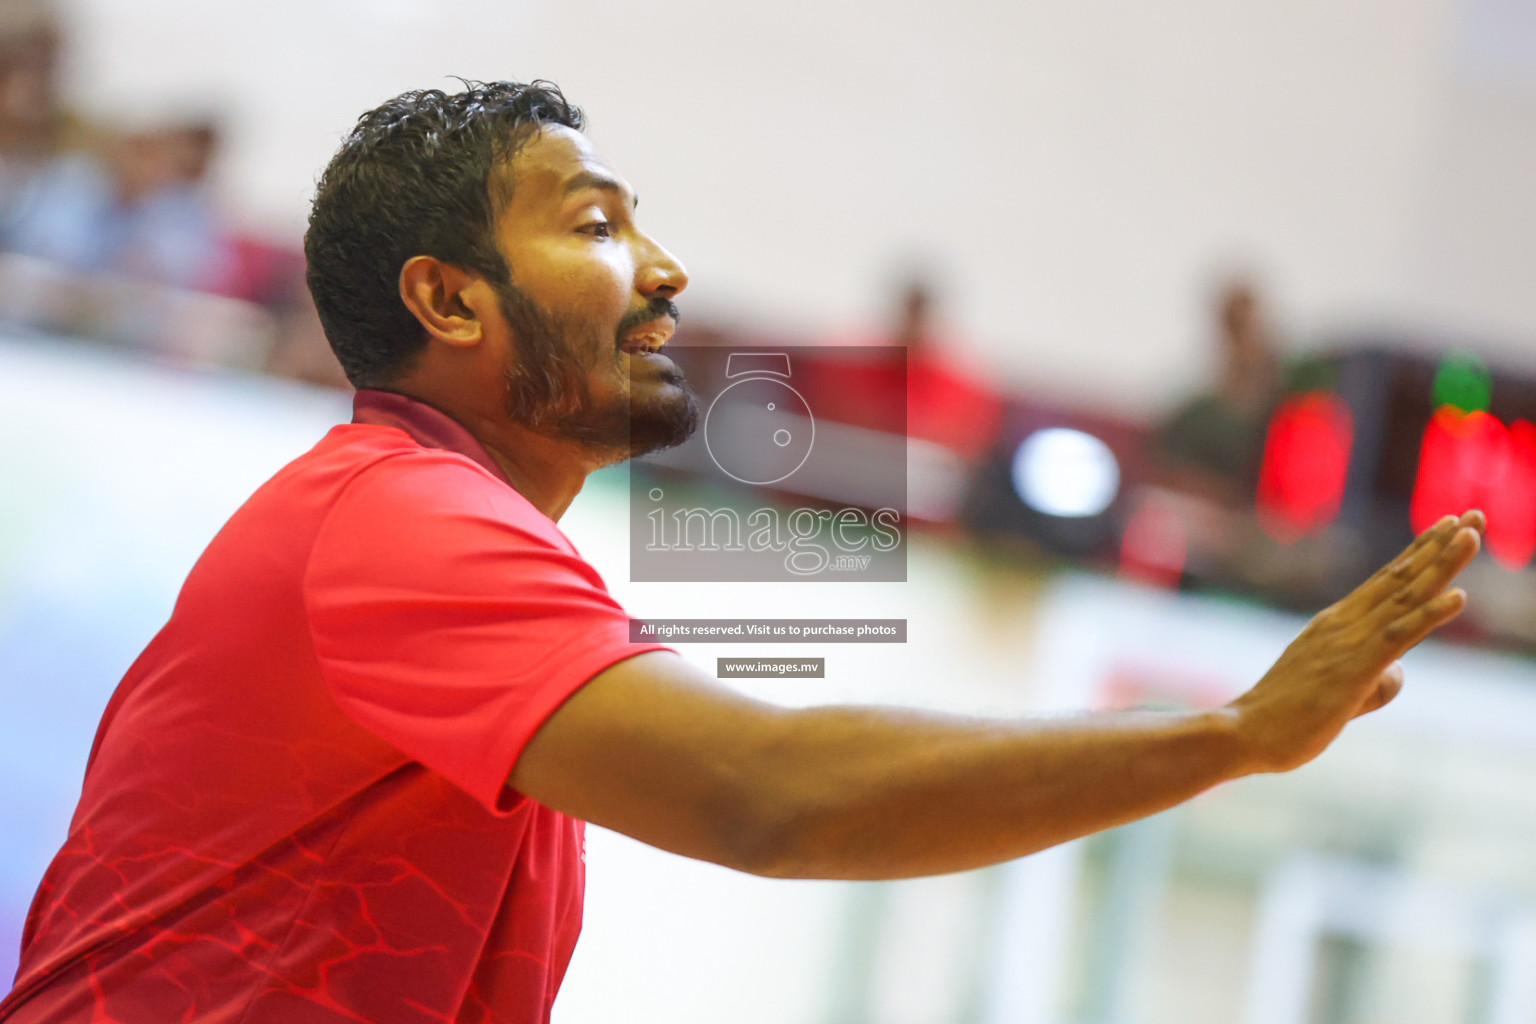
[457,411,603,522]
[375,385,603,521]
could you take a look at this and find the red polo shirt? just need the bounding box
[1,390,666,1023]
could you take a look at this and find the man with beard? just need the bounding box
[0,82,1485,1024]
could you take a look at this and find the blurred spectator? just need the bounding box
[810,274,1004,459]
[4,114,233,293]
[0,88,282,370]
[1151,277,1280,507]
[798,274,1006,521]
[1122,277,1292,590]
[0,0,64,232]
[0,6,273,367]
[894,276,1006,463]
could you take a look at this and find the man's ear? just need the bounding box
[398,256,491,348]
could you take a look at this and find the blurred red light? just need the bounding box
[1495,421,1536,569]
[1256,391,1354,541]
[1412,408,1536,570]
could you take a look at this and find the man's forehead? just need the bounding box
[506,125,634,205]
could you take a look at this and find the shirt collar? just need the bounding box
[351,389,513,487]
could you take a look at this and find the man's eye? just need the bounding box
[580,221,611,239]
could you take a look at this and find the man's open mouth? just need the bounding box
[620,318,675,355]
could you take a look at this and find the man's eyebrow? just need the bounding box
[563,170,638,209]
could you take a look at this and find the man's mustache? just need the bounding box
[615,298,682,341]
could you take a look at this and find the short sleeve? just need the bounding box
[304,452,667,814]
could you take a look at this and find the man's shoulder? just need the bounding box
[280,423,506,497]
[215,423,526,545]
[295,423,565,546]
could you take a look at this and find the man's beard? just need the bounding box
[494,277,699,459]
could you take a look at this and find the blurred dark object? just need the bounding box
[961,401,1150,561]
[1163,339,1536,651]
[954,327,1536,655]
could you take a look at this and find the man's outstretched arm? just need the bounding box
[509,511,1483,880]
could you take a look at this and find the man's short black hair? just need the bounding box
[304,80,585,388]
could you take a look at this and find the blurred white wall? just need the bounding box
[1410,0,1536,359]
[53,0,1536,414]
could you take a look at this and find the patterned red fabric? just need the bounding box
[1,392,665,1023]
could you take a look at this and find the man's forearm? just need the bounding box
[746,704,1248,880]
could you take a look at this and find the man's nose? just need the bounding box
[636,235,688,299]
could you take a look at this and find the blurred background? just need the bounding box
[7,0,1536,1021]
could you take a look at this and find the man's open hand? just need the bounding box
[1227,509,1485,774]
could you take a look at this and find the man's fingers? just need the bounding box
[1355,661,1405,717]
[1383,586,1467,648]
[1353,510,1485,612]
[1377,525,1481,624]
[1352,515,1460,607]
